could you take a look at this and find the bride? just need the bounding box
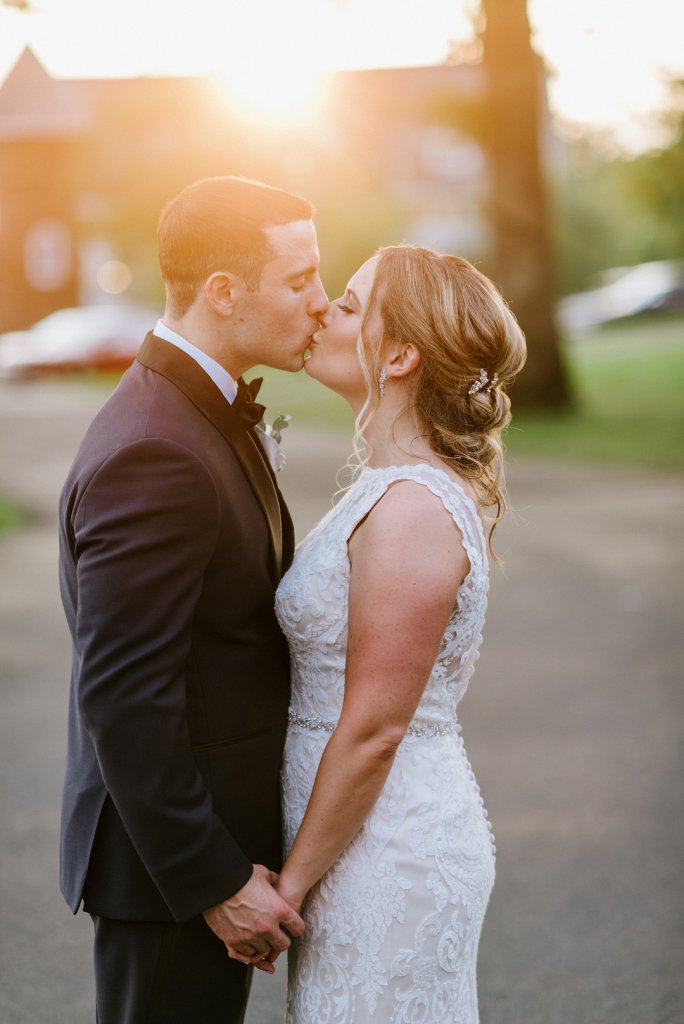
[238,244,525,1022]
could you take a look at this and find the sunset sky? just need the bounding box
[1,0,682,150]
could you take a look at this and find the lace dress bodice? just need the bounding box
[276,464,496,1024]
[277,463,489,735]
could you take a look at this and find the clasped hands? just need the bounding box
[202,863,304,975]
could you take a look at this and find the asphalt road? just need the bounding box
[1,378,682,1024]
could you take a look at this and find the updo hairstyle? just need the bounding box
[360,245,527,553]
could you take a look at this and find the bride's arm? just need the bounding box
[276,481,470,912]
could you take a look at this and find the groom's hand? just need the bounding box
[202,864,305,971]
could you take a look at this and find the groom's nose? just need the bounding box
[308,277,329,317]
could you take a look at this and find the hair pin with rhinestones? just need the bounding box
[468,369,498,396]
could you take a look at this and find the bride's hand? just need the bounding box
[274,872,306,916]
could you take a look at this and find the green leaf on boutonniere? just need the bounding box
[270,414,292,444]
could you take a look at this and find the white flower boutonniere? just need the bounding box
[256,414,291,472]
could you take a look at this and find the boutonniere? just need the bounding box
[256,414,291,472]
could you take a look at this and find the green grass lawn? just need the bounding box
[507,315,684,469]
[0,500,24,533]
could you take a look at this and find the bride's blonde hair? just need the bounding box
[354,244,527,556]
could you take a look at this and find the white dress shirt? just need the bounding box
[153,319,238,406]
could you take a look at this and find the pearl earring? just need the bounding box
[379,368,387,399]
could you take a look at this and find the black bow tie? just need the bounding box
[233,376,266,428]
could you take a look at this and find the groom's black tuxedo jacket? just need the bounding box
[58,333,294,922]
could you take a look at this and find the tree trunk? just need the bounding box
[481,0,571,408]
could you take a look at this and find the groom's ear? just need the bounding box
[204,271,245,316]
[387,342,421,381]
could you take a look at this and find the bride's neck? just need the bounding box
[360,398,433,469]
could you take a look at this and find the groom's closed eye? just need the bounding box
[288,275,309,293]
[285,267,319,292]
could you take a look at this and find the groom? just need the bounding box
[58,176,328,1023]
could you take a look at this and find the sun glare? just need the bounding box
[218,62,325,127]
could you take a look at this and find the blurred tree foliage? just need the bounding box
[554,81,684,294]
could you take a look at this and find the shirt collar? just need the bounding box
[153,319,238,406]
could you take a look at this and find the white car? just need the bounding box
[557,260,684,332]
[0,304,159,380]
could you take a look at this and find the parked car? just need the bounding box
[557,260,684,333]
[0,303,159,380]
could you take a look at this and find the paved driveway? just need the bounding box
[1,379,682,1023]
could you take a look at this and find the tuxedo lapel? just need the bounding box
[136,333,283,579]
[248,412,295,571]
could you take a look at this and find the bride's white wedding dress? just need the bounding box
[276,464,495,1024]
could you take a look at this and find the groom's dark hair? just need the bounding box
[158,175,314,317]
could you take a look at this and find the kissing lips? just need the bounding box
[305,327,323,357]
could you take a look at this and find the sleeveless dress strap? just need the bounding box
[339,464,488,579]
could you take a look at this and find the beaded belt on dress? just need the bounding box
[288,709,460,738]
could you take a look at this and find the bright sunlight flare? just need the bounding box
[217,61,325,127]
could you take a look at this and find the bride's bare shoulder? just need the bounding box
[351,476,468,569]
[348,479,470,608]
